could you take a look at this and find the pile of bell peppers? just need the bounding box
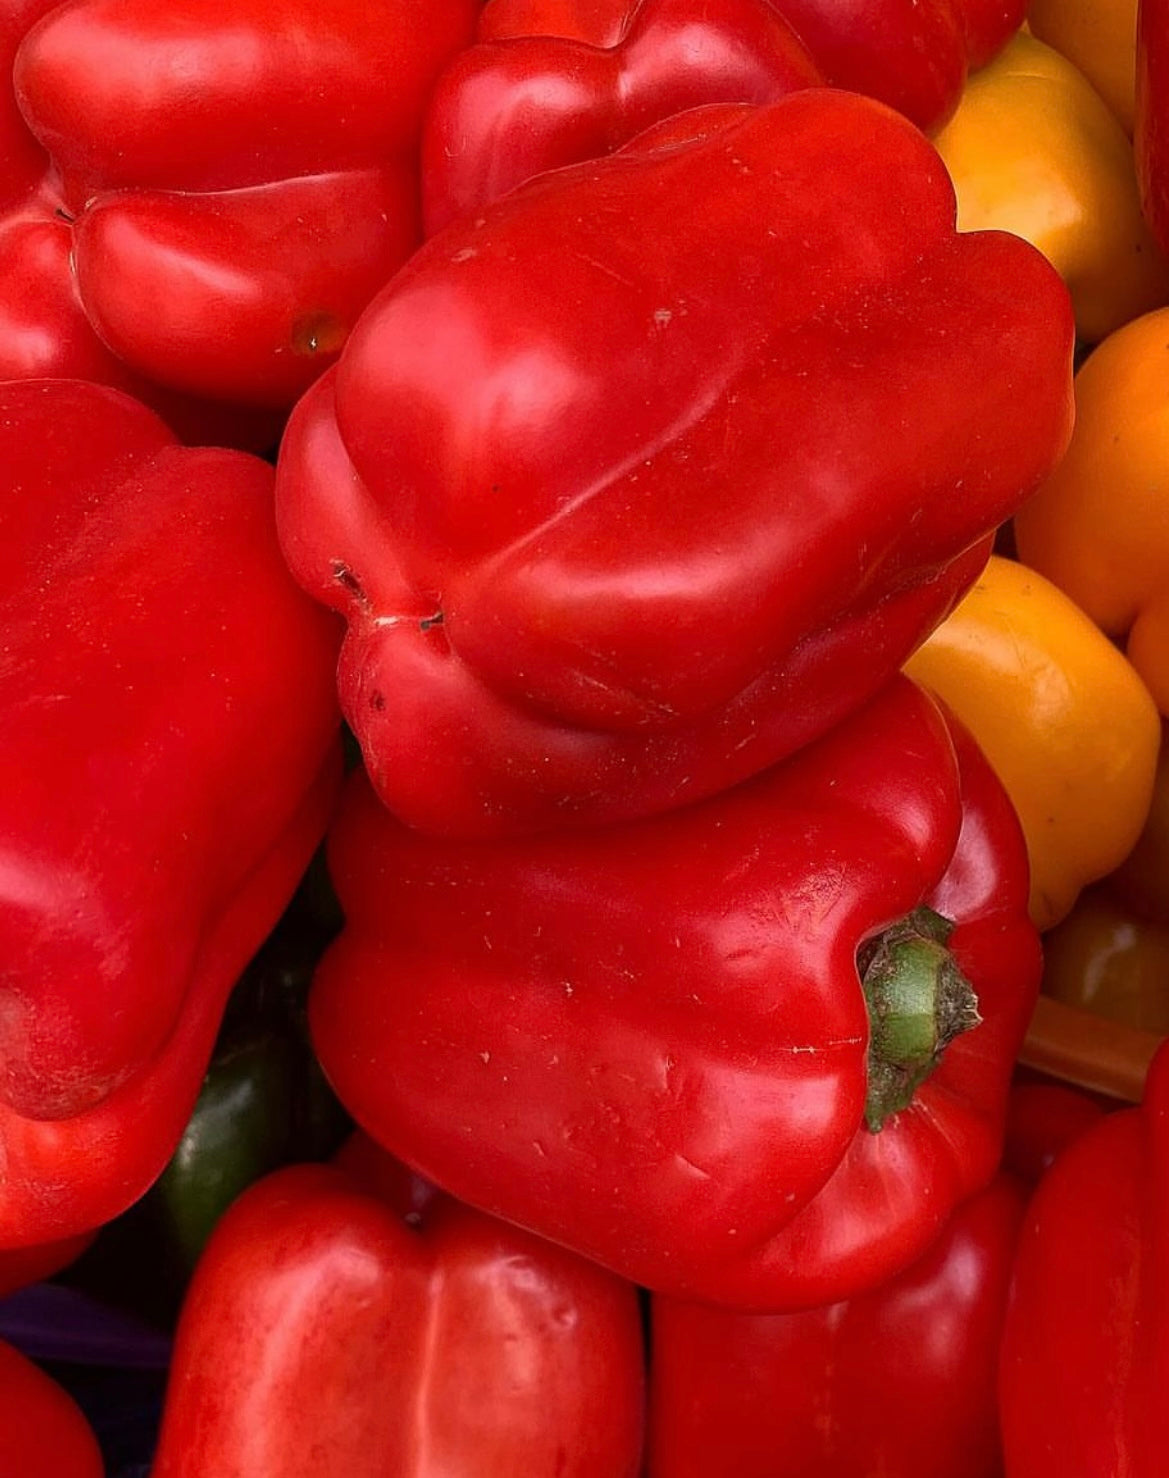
[4,0,1169,1472]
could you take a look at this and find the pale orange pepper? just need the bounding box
[934,30,1169,343]
[904,554,1160,932]
[1027,0,1137,131]
[1014,306,1169,717]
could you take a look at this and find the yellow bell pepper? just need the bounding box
[1014,306,1169,718]
[934,30,1169,343]
[904,554,1160,932]
[1026,0,1137,132]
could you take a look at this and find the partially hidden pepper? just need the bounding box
[1014,306,1169,717]
[310,676,1040,1310]
[1000,1036,1169,1475]
[903,553,1160,931]
[934,29,1169,344]
[1028,0,1137,131]
[150,1147,646,1477]
[0,1338,104,1477]
[276,87,1074,839]
[422,0,1027,235]
[4,0,477,412]
[647,1175,1027,1478]
[474,0,1024,131]
[0,379,342,1251]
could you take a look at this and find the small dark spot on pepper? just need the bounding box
[419,612,444,632]
[369,691,386,712]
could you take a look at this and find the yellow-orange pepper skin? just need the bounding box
[1014,307,1169,716]
[933,31,1169,344]
[1041,886,1169,1034]
[1026,0,1137,132]
[904,554,1160,932]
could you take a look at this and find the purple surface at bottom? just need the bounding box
[0,1282,172,1368]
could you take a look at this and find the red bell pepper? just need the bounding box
[424,0,1027,234]
[310,675,1040,1310]
[0,378,342,1251]
[422,0,822,235]
[475,0,1025,126]
[999,1036,1169,1476]
[150,1147,646,1477]
[1139,0,1169,256]
[0,1338,104,1477]
[648,1173,1026,1477]
[276,88,1074,839]
[4,0,476,413]
[0,1234,94,1300]
[1002,1079,1108,1183]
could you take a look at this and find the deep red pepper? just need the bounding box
[0,379,342,1250]
[2,0,476,415]
[1000,1037,1169,1476]
[648,1174,1027,1478]
[277,87,1074,840]
[1139,0,1169,255]
[309,676,1040,1310]
[1002,1078,1109,1183]
[150,1147,646,1477]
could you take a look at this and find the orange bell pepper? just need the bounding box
[1014,306,1169,717]
[933,31,1169,344]
[903,553,1160,932]
[1026,0,1137,131]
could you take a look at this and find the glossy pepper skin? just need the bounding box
[1014,307,1169,718]
[472,0,1025,133]
[1000,1037,1169,1475]
[6,0,476,411]
[422,0,821,236]
[150,1151,646,1477]
[934,30,1169,345]
[277,89,1075,840]
[0,379,342,1250]
[310,677,1041,1310]
[647,1174,1026,1478]
[0,1339,104,1478]
[904,553,1160,931]
[0,0,275,446]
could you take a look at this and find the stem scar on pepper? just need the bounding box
[858,906,981,1133]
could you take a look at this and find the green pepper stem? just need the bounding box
[859,906,981,1133]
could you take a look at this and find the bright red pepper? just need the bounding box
[422,0,822,235]
[471,0,1024,132]
[3,0,476,414]
[648,1174,1026,1478]
[310,676,1040,1310]
[0,379,342,1250]
[276,88,1074,840]
[150,1148,646,1477]
[0,1338,104,1477]
[1000,1037,1169,1475]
